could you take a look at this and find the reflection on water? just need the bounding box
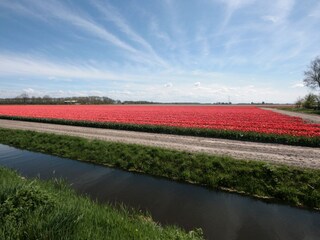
[0,144,319,240]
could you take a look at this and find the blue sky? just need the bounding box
[0,0,319,103]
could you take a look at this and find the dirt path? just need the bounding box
[261,108,320,124]
[1,119,319,169]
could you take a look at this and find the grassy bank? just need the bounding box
[0,167,203,240]
[0,115,319,147]
[0,128,320,210]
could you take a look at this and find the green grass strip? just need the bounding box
[0,128,320,210]
[0,115,320,147]
[0,167,203,240]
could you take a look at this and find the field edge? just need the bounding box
[0,115,319,147]
[0,127,319,210]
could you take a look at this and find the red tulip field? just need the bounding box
[0,105,319,137]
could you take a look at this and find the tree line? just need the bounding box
[0,94,119,105]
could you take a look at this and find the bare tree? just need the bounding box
[16,93,29,103]
[43,95,51,99]
[303,56,320,92]
[16,93,29,99]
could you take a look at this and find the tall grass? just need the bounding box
[0,167,203,240]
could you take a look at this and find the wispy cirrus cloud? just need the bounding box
[0,53,125,81]
[261,0,295,24]
[90,0,168,67]
[0,0,47,21]
[149,17,174,48]
[217,0,256,28]
[0,53,228,84]
[309,2,320,18]
[0,0,166,67]
[18,0,137,53]
[162,0,192,66]
[0,51,260,85]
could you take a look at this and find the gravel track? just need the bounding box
[1,119,319,169]
[262,108,320,123]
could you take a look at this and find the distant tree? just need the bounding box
[16,93,29,103]
[1,95,117,105]
[42,95,50,104]
[295,97,304,108]
[303,56,320,93]
[16,93,29,99]
[301,57,320,109]
[302,93,318,109]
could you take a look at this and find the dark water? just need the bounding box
[0,144,319,240]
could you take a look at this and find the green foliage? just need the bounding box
[0,167,203,240]
[0,180,80,240]
[302,93,319,109]
[295,97,304,108]
[0,182,55,222]
[0,128,320,210]
[0,115,319,147]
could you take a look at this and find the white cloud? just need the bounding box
[0,77,307,103]
[262,15,279,23]
[104,82,300,103]
[55,90,103,97]
[23,88,35,94]
[291,83,304,88]
[164,82,173,88]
